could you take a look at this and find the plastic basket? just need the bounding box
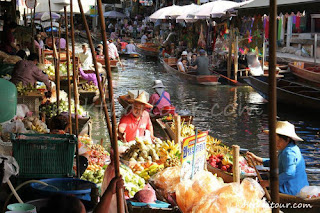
[11,133,76,178]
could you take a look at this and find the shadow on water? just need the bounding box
[87,58,320,185]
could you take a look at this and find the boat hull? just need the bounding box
[244,76,320,110]
[289,62,320,86]
[135,44,159,58]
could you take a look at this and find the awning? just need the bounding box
[241,0,318,9]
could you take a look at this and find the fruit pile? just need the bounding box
[120,164,146,197]
[171,121,195,139]
[87,144,109,167]
[44,63,73,77]
[208,153,233,173]
[22,116,49,134]
[16,82,37,95]
[162,114,173,122]
[206,136,232,158]
[81,82,98,92]
[40,100,86,118]
[81,165,105,184]
[157,140,181,168]
[137,163,164,181]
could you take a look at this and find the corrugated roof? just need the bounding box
[241,0,318,9]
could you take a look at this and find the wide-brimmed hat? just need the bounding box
[152,80,165,88]
[264,121,303,141]
[129,91,153,109]
[89,62,105,74]
[181,51,188,56]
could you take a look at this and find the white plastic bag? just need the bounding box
[0,154,19,183]
[298,186,320,199]
[2,120,27,134]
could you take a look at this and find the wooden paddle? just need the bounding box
[212,70,240,85]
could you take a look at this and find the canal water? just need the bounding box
[86,58,320,186]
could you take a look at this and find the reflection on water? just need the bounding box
[86,58,320,185]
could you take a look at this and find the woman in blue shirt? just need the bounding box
[247,121,309,196]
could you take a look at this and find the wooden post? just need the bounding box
[64,7,72,134]
[24,9,27,26]
[227,29,233,79]
[56,18,62,112]
[269,0,280,211]
[314,34,317,65]
[31,5,36,53]
[232,145,240,183]
[70,0,80,178]
[174,115,181,144]
[234,36,238,81]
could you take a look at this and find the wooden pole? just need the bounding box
[227,29,233,79]
[174,115,181,144]
[56,18,62,112]
[64,7,72,134]
[24,9,27,26]
[95,0,115,140]
[70,0,80,178]
[314,34,317,65]
[95,1,125,212]
[269,0,280,212]
[232,145,240,183]
[31,5,36,53]
[234,36,238,81]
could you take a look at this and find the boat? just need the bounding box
[135,43,159,58]
[244,76,320,110]
[119,52,140,58]
[161,58,220,86]
[277,193,320,212]
[289,62,320,86]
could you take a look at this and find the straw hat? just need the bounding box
[181,51,188,56]
[89,62,105,74]
[264,121,303,141]
[152,80,165,88]
[130,91,153,109]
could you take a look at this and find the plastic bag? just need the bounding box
[192,171,224,196]
[241,178,265,200]
[15,104,31,119]
[152,166,181,193]
[176,179,198,213]
[298,186,320,199]
[2,120,27,134]
[0,154,19,183]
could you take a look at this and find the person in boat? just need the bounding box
[125,39,136,54]
[95,44,103,56]
[140,31,148,44]
[177,58,189,73]
[247,121,309,196]
[118,92,154,142]
[49,114,70,134]
[78,43,93,70]
[177,51,190,66]
[11,53,51,92]
[190,49,210,75]
[117,38,128,53]
[148,80,172,117]
[108,39,120,61]
[56,37,66,50]
[78,63,104,87]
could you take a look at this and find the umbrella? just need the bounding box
[103,11,127,19]
[42,21,60,28]
[34,0,95,14]
[176,4,201,23]
[34,12,61,21]
[193,0,252,19]
[149,5,182,21]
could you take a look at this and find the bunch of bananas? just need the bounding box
[206,136,232,159]
[16,82,37,95]
[157,140,180,160]
[137,163,164,181]
[164,156,181,168]
[81,82,98,92]
[171,122,195,138]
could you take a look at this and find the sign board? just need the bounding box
[25,0,36,9]
[89,6,97,16]
[181,131,207,180]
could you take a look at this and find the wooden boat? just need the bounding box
[289,62,320,86]
[135,43,159,58]
[244,76,320,110]
[161,58,220,86]
[277,193,320,212]
[96,57,118,70]
[119,52,140,58]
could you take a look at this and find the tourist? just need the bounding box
[0,22,19,54]
[177,58,188,73]
[11,53,51,92]
[177,51,190,66]
[190,49,210,75]
[140,32,148,44]
[148,80,172,116]
[118,92,154,142]
[125,39,136,53]
[190,53,197,65]
[78,43,93,70]
[247,121,309,196]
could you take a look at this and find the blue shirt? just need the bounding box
[263,143,309,196]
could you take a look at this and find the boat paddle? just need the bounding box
[212,70,240,85]
[240,148,272,202]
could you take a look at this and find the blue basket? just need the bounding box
[127,200,171,208]
[30,178,96,201]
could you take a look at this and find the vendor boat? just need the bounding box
[135,43,159,59]
[289,62,320,87]
[244,76,320,110]
[96,56,118,71]
[161,58,220,86]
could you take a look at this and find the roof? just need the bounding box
[241,0,318,9]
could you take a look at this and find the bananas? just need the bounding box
[81,82,98,92]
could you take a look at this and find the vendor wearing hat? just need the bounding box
[118,92,154,142]
[247,121,309,196]
[125,39,136,54]
[148,80,172,116]
[78,43,93,70]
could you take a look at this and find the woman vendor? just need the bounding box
[247,121,309,196]
[148,80,172,117]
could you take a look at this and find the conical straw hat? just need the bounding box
[131,91,153,109]
[264,121,303,141]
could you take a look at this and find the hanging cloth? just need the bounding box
[264,17,269,39]
[277,17,282,41]
[287,15,293,45]
[292,14,297,32]
[280,14,285,42]
[300,15,307,33]
[296,13,301,33]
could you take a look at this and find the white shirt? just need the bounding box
[141,35,148,44]
[177,61,185,72]
[108,42,119,59]
[125,44,136,53]
[78,51,93,70]
[108,23,113,29]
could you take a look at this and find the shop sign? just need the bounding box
[90,6,97,16]
[180,131,207,180]
[25,0,36,9]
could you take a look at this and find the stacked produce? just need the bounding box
[16,82,38,95]
[81,82,98,92]
[44,62,73,77]
[171,121,195,138]
[120,164,146,197]
[87,144,109,167]
[157,140,181,168]
[40,100,86,118]
[81,165,105,184]
[22,116,49,134]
